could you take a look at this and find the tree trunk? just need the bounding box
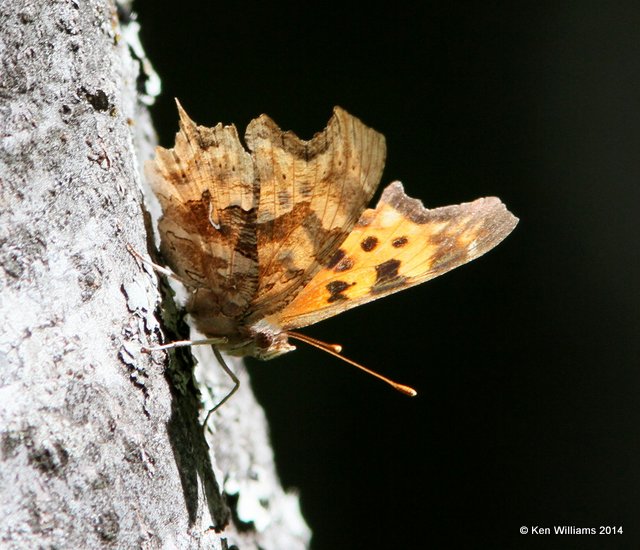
[0,1,310,548]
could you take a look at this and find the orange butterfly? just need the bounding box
[142,102,517,405]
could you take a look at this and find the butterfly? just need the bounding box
[143,101,518,402]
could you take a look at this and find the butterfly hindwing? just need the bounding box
[145,101,259,318]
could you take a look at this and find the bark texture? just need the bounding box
[0,1,310,548]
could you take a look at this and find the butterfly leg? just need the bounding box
[141,337,228,353]
[126,243,189,285]
[202,347,240,432]
[128,246,240,419]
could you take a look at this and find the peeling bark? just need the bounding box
[0,1,310,548]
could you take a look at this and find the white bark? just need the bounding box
[0,1,310,548]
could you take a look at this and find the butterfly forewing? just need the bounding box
[244,107,386,321]
[275,181,518,330]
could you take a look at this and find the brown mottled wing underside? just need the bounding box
[145,101,259,321]
[243,107,386,321]
[275,181,519,330]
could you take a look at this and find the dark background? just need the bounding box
[136,2,640,548]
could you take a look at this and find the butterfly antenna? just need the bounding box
[287,331,417,397]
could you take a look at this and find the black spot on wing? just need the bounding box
[372,259,405,294]
[375,259,401,283]
[392,236,408,248]
[334,256,354,272]
[326,280,355,303]
[326,249,346,269]
[360,236,378,252]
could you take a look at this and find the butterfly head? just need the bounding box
[226,319,295,360]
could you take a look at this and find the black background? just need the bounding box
[136,2,640,548]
